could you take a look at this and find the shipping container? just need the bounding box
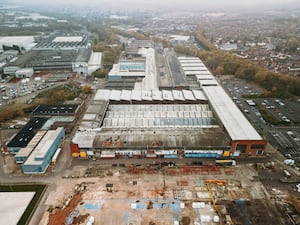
[52,148,62,164]
[70,143,80,153]
[80,151,87,158]
[72,152,79,157]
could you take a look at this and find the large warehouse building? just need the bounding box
[5,104,80,173]
[70,55,267,159]
[178,57,267,157]
[3,35,102,76]
[21,127,65,174]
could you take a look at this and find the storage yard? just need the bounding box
[38,160,300,225]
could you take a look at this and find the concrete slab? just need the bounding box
[0,192,35,225]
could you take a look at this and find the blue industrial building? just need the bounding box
[21,127,65,174]
[14,130,47,164]
[6,117,48,153]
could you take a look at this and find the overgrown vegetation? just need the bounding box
[194,31,216,51]
[0,104,35,124]
[87,25,124,75]
[0,84,81,124]
[198,50,300,97]
[36,84,81,104]
[81,85,92,94]
[0,184,47,225]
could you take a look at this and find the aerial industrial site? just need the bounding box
[0,2,300,225]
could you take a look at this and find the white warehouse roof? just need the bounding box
[196,75,215,80]
[203,86,262,140]
[110,90,121,101]
[184,70,210,76]
[142,90,152,101]
[94,89,208,102]
[178,56,200,62]
[0,36,36,50]
[182,90,195,101]
[152,90,163,101]
[23,128,64,166]
[162,90,174,101]
[131,90,142,101]
[192,90,207,101]
[94,89,111,101]
[180,63,205,67]
[172,90,185,101]
[120,90,132,101]
[198,80,219,86]
[52,36,83,43]
[182,66,207,71]
[72,131,96,148]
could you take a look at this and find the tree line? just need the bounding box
[186,31,300,97]
[197,50,300,97]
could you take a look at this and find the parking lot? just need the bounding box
[220,77,300,162]
[0,78,57,108]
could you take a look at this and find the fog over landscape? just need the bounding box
[2,0,300,11]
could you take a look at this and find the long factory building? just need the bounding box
[4,104,79,174]
[70,56,267,159]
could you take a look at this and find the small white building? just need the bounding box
[72,49,92,75]
[15,68,34,78]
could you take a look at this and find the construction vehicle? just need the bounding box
[205,180,225,225]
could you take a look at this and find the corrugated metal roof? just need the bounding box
[192,90,207,100]
[178,57,200,62]
[52,36,83,43]
[94,89,111,101]
[182,90,195,101]
[199,80,219,86]
[180,63,205,67]
[184,70,209,75]
[95,89,208,103]
[120,90,132,101]
[7,117,48,148]
[110,90,121,101]
[162,90,174,101]
[72,131,96,148]
[131,90,142,101]
[203,86,262,140]
[172,90,185,101]
[15,130,47,158]
[23,128,63,165]
[194,71,212,75]
[142,90,152,101]
[182,66,207,71]
[103,104,215,128]
[152,90,163,101]
[196,75,215,80]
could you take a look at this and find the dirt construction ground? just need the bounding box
[37,162,300,225]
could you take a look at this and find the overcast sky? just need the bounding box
[6,0,299,11]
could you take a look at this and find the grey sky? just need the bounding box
[7,0,299,11]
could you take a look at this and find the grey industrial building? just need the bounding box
[3,35,102,76]
[71,55,267,159]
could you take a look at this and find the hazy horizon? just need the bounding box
[2,0,300,11]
